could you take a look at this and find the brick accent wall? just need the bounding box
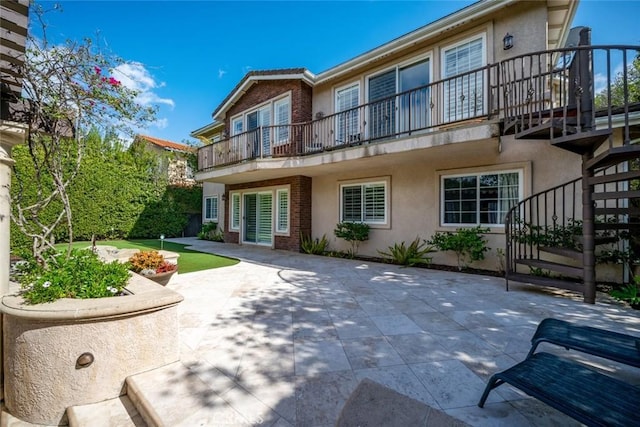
[224,80,313,132]
[224,175,312,252]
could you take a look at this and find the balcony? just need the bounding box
[198,65,500,172]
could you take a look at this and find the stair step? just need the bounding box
[588,170,640,185]
[126,362,263,427]
[67,396,146,427]
[514,258,583,277]
[515,119,576,140]
[594,222,640,230]
[574,235,619,246]
[551,129,611,154]
[538,246,583,261]
[594,207,640,216]
[585,145,640,170]
[507,272,584,293]
[592,190,640,200]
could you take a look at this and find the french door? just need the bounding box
[243,193,273,245]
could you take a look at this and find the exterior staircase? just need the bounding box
[502,31,640,303]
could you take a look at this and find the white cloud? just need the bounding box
[594,62,624,95]
[218,68,227,79]
[112,62,175,108]
[153,118,169,129]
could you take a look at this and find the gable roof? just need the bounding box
[212,68,315,120]
[136,134,194,153]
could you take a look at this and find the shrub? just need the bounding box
[334,222,370,258]
[18,249,130,304]
[378,237,435,267]
[610,276,640,308]
[301,233,330,255]
[129,250,176,276]
[428,226,490,270]
[198,222,224,242]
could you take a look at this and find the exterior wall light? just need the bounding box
[503,33,514,50]
[160,234,165,250]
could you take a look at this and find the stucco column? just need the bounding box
[0,122,27,295]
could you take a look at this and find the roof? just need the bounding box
[136,135,195,153]
[190,120,225,139]
[212,68,315,120]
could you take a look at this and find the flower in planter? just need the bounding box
[129,251,177,276]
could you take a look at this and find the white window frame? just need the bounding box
[276,188,289,234]
[440,168,523,227]
[335,82,361,144]
[231,117,243,136]
[204,195,219,222]
[273,97,291,145]
[230,192,241,230]
[339,178,389,227]
[440,33,487,122]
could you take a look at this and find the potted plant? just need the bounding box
[129,250,178,286]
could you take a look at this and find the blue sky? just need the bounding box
[35,0,640,145]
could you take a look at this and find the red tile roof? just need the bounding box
[136,135,195,153]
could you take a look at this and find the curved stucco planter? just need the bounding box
[1,273,184,425]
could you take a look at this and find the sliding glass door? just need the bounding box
[243,193,273,245]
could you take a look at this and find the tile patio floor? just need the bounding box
[164,238,640,427]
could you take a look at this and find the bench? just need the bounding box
[528,318,640,368]
[478,352,640,427]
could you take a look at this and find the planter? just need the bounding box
[1,274,183,425]
[145,268,177,286]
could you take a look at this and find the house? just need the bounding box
[193,0,639,303]
[133,134,197,186]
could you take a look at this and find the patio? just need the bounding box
[139,238,639,426]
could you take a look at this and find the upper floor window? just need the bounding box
[367,57,431,139]
[230,95,291,155]
[335,83,360,144]
[441,169,521,226]
[442,35,485,122]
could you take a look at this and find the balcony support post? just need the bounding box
[582,152,596,304]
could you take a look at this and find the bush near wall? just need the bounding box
[10,131,202,255]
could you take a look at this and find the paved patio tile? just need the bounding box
[369,314,423,335]
[341,336,405,369]
[294,339,351,375]
[409,359,500,410]
[385,332,451,363]
[354,365,439,407]
[333,316,382,339]
[165,238,639,427]
[294,370,359,426]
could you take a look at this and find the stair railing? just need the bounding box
[505,177,582,289]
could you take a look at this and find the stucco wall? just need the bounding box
[311,134,581,271]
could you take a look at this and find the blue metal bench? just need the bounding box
[528,318,640,367]
[478,352,640,427]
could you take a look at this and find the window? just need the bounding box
[368,58,431,139]
[276,189,289,233]
[204,196,219,221]
[335,83,360,144]
[274,98,290,144]
[340,181,387,225]
[232,117,243,136]
[442,170,521,226]
[230,193,240,230]
[442,36,485,122]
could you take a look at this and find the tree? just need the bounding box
[595,51,640,108]
[10,5,155,264]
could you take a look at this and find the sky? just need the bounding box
[33,0,640,145]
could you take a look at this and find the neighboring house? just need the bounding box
[133,135,196,185]
[193,0,639,303]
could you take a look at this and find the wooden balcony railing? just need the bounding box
[198,64,500,171]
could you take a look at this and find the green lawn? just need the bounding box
[57,240,238,274]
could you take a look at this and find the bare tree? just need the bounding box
[10,5,156,264]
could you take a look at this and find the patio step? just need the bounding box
[67,395,146,427]
[125,362,249,427]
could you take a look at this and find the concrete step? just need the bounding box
[126,362,275,427]
[67,396,146,427]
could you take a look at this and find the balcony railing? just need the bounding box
[198,64,500,171]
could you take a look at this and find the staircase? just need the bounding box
[502,33,640,303]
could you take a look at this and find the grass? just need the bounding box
[56,240,238,274]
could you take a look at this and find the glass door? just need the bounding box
[399,59,430,132]
[243,193,273,245]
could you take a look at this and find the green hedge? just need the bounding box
[10,131,201,255]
